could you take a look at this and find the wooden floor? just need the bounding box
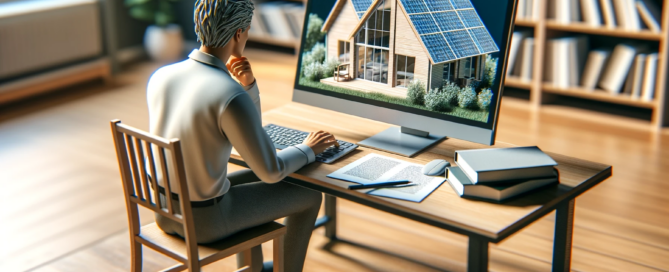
[2,48,669,272]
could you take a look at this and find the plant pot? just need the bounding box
[144,24,183,63]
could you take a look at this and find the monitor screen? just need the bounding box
[294,0,514,130]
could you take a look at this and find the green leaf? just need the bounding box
[125,0,151,7]
[155,11,175,26]
[129,5,155,22]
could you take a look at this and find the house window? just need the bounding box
[443,62,456,83]
[395,55,415,88]
[458,56,480,79]
[355,0,391,83]
[338,40,350,63]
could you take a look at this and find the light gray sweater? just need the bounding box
[147,50,315,201]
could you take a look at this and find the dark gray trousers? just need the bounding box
[155,169,322,272]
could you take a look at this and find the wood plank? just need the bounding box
[545,21,663,40]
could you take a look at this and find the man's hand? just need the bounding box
[302,131,340,154]
[226,56,255,87]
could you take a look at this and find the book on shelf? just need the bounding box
[249,1,305,44]
[551,0,582,23]
[613,0,642,30]
[581,49,611,90]
[623,54,647,99]
[599,44,639,94]
[636,0,662,32]
[446,166,559,202]
[515,0,540,20]
[581,0,603,26]
[600,0,618,28]
[641,53,658,101]
[507,32,527,77]
[520,37,535,82]
[544,37,588,88]
[453,146,558,184]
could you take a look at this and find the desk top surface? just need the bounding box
[230,103,612,242]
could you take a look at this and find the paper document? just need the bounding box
[327,154,446,202]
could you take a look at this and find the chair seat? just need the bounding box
[138,221,286,265]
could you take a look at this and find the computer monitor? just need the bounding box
[292,0,516,156]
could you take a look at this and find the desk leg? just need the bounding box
[467,235,489,272]
[552,199,575,272]
[324,195,337,240]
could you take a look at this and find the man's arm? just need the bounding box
[220,92,315,183]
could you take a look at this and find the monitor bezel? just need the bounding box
[292,0,518,145]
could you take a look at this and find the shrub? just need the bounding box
[303,62,323,81]
[425,88,449,112]
[458,86,477,108]
[480,55,498,90]
[407,79,426,105]
[321,58,340,78]
[477,88,493,110]
[304,14,326,51]
[310,43,327,64]
[442,82,460,106]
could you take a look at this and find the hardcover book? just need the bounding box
[446,167,560,202]
[454,146,558,184]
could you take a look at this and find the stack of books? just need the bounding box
[249,1,305,44]
[548,0,662,32]
[446,146,559,202]
[516,0,541,21]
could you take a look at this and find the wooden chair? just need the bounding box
[110,120,286,272]
[334,63,351,82]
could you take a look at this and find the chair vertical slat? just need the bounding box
[158,147,174,215]
[145,142,162,210]
[170,140,200,270]
[125,134,144,200]
[134,137,153,204]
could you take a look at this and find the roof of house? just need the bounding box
[397,0,500,64]
[324,0,500,65]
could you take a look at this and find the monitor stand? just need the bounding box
[357,126,446,157]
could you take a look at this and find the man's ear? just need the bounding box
[235,28,243,41]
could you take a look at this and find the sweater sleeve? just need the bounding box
[219,92,315,184]
[242,80,261,117]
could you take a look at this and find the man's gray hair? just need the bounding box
[194,0,255,48]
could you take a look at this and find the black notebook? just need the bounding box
[454,146,557,184]
[446,166,559,202]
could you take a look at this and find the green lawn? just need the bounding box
[299,77,490,122]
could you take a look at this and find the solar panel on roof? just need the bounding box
[397,0,499,63]
[469,27,499,53]
[420,34,456,63]
[409,14,441,34]
[400,0,430,14]
[443,30,480,58]
[448,0,473,9]
[432,11,464,31]
[424,0,454,12]
[351,0,374,14]
[457,9,484,28]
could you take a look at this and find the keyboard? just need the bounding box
[263,124,358,164]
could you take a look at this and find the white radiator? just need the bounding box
[0,0,103,80]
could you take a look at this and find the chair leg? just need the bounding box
[273,235,285,272]
[131,240,143,272]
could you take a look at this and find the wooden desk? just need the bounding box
[230,103,612,272]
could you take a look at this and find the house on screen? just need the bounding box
[320,0,499,97]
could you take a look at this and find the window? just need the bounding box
[443,62,456,82]
[355,0,390,83]
[395,55,415,88]
[338,40,350,63]
[458,56,481,79]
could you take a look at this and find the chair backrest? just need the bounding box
[110,119,199,261]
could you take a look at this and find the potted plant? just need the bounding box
[125,0,183,62]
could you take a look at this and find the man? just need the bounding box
[147,0,338,271]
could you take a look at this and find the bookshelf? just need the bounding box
[506,0,669,129]
[248,0,305,49]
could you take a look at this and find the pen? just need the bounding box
[348,180,413,190]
